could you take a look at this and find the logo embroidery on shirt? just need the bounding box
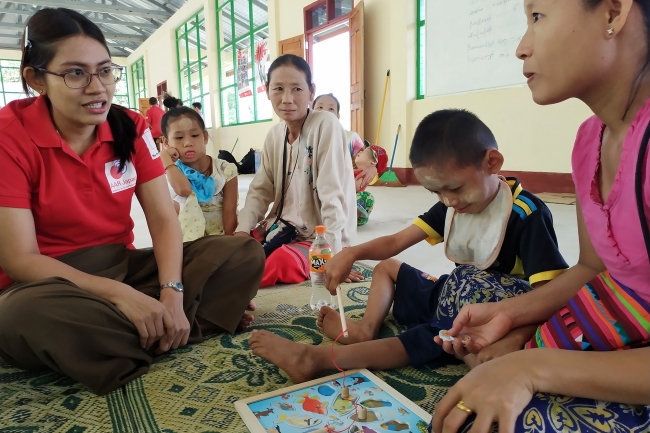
[105,160,137,193]
[143,128,160,160]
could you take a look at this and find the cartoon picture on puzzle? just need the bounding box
[236,370,431,433]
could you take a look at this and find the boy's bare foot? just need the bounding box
[317,306,374,344]
[249,330,320,383]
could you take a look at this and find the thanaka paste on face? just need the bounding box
[173,116,194,131]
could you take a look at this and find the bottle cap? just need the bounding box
[315,225,327,234]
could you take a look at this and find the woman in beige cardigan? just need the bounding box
[234,54,358,287]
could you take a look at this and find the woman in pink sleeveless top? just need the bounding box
[431,1,650,432]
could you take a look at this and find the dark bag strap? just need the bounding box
[259,132,289,243]
[262,110,310,242]
[636,120,650,266]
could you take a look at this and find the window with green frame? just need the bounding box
[130,57,147,105]
[176,9,212,128]
[0,59,28,108]
[113,67,130,108]
[416,0,426,100]
[216,0,272,126]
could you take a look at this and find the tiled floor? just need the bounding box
[132,174,579,276]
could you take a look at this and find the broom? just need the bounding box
[373,124,405,187]
[369,70,390,186]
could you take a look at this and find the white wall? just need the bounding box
[410,88,592,173]
[276,0,312,42]
[0,49,21,60]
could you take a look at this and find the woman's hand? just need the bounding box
[432,351,536,433]
[157,289,191,354]
[465,324,537,368]
[111,282,175,350]
[234,231,251,237]
[433,302,516,356]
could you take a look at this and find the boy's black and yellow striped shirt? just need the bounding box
[413,177,568,285]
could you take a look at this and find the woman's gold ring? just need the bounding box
[455,401,473,414]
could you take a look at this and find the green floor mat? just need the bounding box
[0,263,467,432]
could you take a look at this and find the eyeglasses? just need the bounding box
[36,64,123,89]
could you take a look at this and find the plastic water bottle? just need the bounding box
[309,225,336,311]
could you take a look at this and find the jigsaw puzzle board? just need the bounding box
[235,369,431,433]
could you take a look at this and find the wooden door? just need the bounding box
[156,81,167,105]
[278,35,305,58]
[138,98,151,117]
[349,1,364,138]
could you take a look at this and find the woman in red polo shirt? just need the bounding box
[0,8,265,396]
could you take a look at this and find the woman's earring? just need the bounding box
[39,89,44,94]
[607,28,615,36]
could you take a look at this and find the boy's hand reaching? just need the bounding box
[324,248,357,295]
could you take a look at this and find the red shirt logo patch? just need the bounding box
[105,160,137,193]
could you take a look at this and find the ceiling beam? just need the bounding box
[2,8,160,29]
[110,46,129,56]
[102,33,147,42]
[0,1,16,24]
[0,31,137,48]
[90,16,159,29]
[0,22,25,30]
[106,41,138,49]
[87,12,158,30]
[8,0,171,19]
[79,12,153,41]
[121,0,174,14]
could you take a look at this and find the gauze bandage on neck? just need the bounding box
[443,179,513,270]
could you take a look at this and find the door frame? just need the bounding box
[349,0,364,137]
[303,0,352,70]
[305,16,351,69]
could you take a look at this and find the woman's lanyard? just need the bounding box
[267,110,310,233]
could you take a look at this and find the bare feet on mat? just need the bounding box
[317,306,374,344]
[237,302,257,331]
[249,330,318,383]
[238,312,254,331]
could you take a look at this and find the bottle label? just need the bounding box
[310,249,331,273]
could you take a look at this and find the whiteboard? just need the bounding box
[426,0,528,97]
